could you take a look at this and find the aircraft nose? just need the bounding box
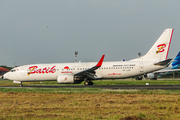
[3,72,10,80]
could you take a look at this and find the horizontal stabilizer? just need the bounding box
[154,68,180,73]
[154,59,172,66]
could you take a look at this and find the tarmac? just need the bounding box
[1,85,180,90]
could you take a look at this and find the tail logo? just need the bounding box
[156,44,166,54]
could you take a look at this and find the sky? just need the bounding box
[0,0,180,67]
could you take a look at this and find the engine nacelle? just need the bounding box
[144,73,156,79]
[57,75,74,83]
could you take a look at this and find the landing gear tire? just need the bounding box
[135,77,143,80]
[84,81,89,86]
[84,81,93,86]
[89,82,93,85]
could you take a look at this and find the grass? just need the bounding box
[1,86,180,95]
[1,79,180,119]
[0,92,180,120]
[1,78,180,86]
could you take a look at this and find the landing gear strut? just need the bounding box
[20,82,23,87]
[135,77,143,80]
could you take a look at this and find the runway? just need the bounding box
[1,85,180,90]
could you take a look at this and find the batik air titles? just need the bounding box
[3,28,174,86]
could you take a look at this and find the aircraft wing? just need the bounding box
[74,55,105,80]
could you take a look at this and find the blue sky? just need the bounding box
[0,0,179,66]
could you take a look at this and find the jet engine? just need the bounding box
[143,73,157,80]
[57,75,84,84]
[57,75,74,83]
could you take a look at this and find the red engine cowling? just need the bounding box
[57,75,74,83]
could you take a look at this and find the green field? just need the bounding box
[0,79,180,120]
[1,79,180,86]
[1,79,180,95]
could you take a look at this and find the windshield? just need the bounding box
[10,69,16,72]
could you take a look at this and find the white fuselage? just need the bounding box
[3,28,174,84]
[4,61,165,82]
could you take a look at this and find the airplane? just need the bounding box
[141,51,180,80]
[2,28,174,86]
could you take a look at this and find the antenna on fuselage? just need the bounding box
[138,52,142,58]
[75,51,78,62]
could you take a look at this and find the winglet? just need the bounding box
[96,55,105,67]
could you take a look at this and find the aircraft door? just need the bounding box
[139,63,144,72]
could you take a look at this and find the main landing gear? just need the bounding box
[135,77,143,80]
[84,80,93,86]
[20,82,23,87]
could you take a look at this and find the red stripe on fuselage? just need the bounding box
[166,29,174,60]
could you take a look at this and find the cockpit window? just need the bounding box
[10,69,16,72]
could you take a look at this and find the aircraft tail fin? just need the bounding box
[131,28,174,62]
[171,51,180,68]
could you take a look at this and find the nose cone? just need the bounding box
[3,72,10,80]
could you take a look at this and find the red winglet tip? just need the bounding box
[96,55,105,67]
